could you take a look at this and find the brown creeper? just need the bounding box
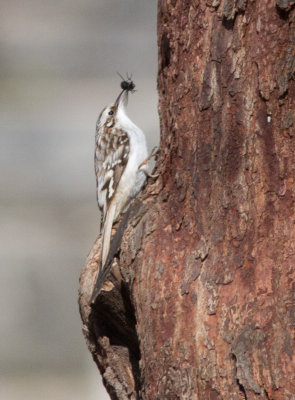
[95,78,151,271]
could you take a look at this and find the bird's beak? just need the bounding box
[115,89,128,108]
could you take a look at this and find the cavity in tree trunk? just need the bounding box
[79,1,295,399]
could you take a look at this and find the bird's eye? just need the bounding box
[108,110,114,115]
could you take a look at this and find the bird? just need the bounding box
[94,77,156,272]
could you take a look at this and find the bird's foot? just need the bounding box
[138,146,160,178]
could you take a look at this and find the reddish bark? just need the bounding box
[79,1,295,399]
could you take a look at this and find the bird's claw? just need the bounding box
[138,146,160,178]
[146,172,159,178]
[150,146,160,160]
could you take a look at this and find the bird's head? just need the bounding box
[96,78,136,130]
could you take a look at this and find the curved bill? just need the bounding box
[115,89,128,108]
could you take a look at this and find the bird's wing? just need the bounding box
[95,125,130,271]
[95,126,130,227]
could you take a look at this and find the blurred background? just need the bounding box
[0,1,159,399]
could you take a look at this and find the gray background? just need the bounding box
[0,1,159,399]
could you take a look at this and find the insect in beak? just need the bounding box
[115,73,136,107]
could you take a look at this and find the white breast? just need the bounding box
[112,107,148,220]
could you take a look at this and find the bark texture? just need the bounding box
[79,1,295,399]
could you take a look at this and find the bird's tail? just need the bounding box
[100,200,116,272]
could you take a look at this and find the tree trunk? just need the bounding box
[79,1,295,399]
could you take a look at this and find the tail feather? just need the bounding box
[100,200,116,272]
